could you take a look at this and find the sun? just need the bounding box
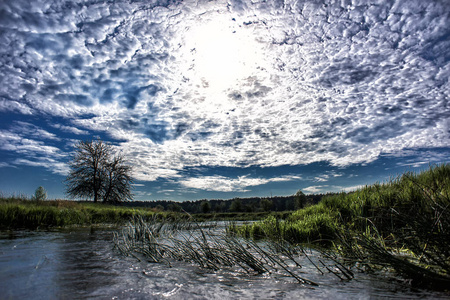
[183,15,265,94]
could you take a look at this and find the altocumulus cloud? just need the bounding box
[0,0,449,195]
[179,175,302,193]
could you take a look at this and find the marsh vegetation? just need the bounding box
[232,164,450,290]
[0,196,164,229]
[113,216,355,286]
[1,164,449,294]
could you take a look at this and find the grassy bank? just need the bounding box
[0,196,291,230]
[232,164,450,243]
[231,164,450,289]
[0,197,171,230]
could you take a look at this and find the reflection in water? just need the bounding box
[55,229,122,298]
[0,228,449,299]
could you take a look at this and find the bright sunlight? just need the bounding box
[184,15,265,94]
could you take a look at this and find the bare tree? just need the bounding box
[103,154,133,203]
[65,140,133,203]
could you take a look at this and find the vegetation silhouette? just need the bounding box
[32,186,47,201]
[65,139,133,203]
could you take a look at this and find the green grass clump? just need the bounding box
[235,164,450,244]
[232,207,339,246]
[231,164,450,290]
[192,211,291,222]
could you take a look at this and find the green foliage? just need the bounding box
[229,198,243,212]
[260,198,273,212]
[231,164,450,289]
[0,196,163,230]
[200,200,211,213]
[294,190,306,210]
[32,186,47,201]
[232,211,338,246]
[234,164,450,246]
[167,203,182,212]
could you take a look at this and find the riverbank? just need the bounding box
[0,197,289,230]
[231,164,450,290]
[0,198,164,230]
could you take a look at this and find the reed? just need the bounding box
[113,216,352,286]
[333,164,450,290]
[232,164,450,290]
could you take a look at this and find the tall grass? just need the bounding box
[231,205,339,246]
[232,164,450,289]
[0,196,164,229]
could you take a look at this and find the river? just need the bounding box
[0,226,448,299]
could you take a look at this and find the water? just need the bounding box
[0,227,448,299]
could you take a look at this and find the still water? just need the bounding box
[0,227,448,299]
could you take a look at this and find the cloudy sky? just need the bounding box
[0,0,449,201]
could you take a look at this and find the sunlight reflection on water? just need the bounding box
[0,227,448,299]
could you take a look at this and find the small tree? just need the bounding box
[230,198,243,212]
[33,186,47,201]
[214,201,226,212]
[200,200,211,213]
[155,204,164,212]
[260,198,273,212]
[294,190,306,210]
[65,139,133,203]
[168,203,182,212]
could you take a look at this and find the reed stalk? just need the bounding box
[113,216,351,286]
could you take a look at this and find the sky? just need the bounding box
[0,0,449,202]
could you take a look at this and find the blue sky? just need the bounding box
[0,0,449,201]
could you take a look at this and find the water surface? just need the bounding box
[0,227,448,299]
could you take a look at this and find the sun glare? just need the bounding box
[183,15,264,94]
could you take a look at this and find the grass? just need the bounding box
[2,164,449,289]
[231,164,450,290]
[0,196,172,229]
[113,215,352,286]
[231,205,339,245]
[0,195,292,230]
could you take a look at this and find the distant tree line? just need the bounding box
[121,191,341,213]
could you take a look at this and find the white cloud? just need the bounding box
[12,121,60,141]
[180,175,301,192]
[0,99,34,115]
[157,189,175,194]
[51,124,89,135]
[13,158,69,176]
[0,162,12,168]
[0,0,448,184]
[340,185,365,193]
[303,185,327,194]
[314,171,343,182]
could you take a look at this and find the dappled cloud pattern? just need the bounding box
[0,0,449,192]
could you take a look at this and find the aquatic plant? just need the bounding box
[113,216,352,286]
[232,164,450,290]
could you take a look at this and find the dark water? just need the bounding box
[0,227,448,300]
